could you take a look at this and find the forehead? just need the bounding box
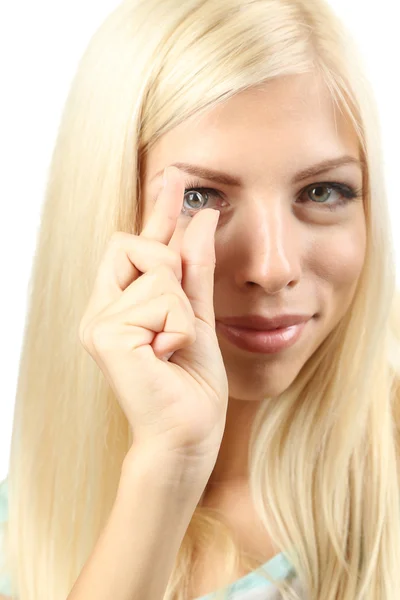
[145,72,360,181]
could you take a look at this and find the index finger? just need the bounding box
[140,166,185,245]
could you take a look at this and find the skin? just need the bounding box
[140,71,367,501]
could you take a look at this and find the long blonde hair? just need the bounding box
[1,0,400,598]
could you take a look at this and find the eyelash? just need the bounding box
[182,178,363,216]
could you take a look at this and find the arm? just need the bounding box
[67,444,208,600]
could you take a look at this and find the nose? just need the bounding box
[231,198,302,294]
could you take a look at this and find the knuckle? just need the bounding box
[108,231,129,248]
[164,293,196,337]
[153,263,176,280]
[165,292,185,310]
[185,321,197,344]
[88,321,113,354]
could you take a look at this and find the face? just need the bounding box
[140,72,367,402]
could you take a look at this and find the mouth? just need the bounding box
[215,317,312,354]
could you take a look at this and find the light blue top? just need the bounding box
[193,551,299,599]
[0,478,12,596]
[0,478,300,599]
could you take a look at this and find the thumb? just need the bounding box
[179,209,220,328]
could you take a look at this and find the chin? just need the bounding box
[226,363,303,401]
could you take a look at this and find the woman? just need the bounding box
[1,0,400,598]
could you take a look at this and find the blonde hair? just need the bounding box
[1,0,400,598]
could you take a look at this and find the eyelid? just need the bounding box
[184,177,213,191]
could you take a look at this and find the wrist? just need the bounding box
[121,440,211,493]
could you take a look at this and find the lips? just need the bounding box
[216,313,313,331]
[215,319,310,354]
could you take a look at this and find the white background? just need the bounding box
[0,1,399,481]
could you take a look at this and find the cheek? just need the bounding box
[309,223,367,288]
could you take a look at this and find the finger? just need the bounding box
[85,166,186,318]
[82,235,183,326]
[95,264,195,323]
[180,208,220,328]
[87,293,196,361]
[130,293,196,358]
[140,166,185,244]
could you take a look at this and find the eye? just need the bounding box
[181,180,363,217]
[299,182,363,211]
[182,184,226,217]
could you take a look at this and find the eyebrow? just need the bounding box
[150,156,364,186]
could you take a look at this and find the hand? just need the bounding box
[79,166,229,477]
